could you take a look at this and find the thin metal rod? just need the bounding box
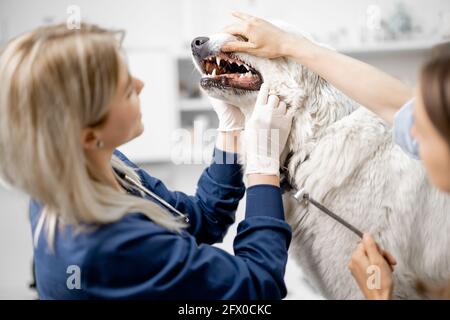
[305,194,363,239]
[123,175,190,223]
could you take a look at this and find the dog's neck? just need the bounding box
[239,70,359,164]
[290,74,359,159]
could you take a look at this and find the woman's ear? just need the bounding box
[81,127,101,150]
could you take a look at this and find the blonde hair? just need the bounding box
[0,23,186,247]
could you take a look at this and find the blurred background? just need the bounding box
[0,0,449,299]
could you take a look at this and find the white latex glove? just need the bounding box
[244,83,294,176]
[209,97,245,132]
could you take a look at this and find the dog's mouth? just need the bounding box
[199,53,263,91]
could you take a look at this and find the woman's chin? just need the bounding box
[126,124,144,142]
[135,123,145,137]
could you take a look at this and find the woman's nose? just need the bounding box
[135,78,144,94]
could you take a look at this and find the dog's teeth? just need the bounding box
[239,74,244,78]
[216,57,221,66]
[243,65,249,71]
[245,72,252,77]
[212,68,217,76]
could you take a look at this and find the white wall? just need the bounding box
[0,0,183,48]
[179,0,450,46]
[2,0,449,62]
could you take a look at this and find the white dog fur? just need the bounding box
[192,23,450,299]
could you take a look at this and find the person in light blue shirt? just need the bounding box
[222,12,450,299]
[393,99,420,160]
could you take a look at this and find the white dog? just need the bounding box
[191,24,450,299]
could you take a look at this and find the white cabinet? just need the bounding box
[118,48,179,163]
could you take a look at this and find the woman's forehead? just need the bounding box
[118,57,131,87]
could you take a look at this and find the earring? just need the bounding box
[96,140,104,149]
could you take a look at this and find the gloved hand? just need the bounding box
[244,83,294,176]
[209,97,245,132]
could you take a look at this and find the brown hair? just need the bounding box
[415,43,450,299]
[420,42,450,147]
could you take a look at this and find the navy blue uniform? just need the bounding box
[30,148,291,299]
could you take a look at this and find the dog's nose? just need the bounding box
[191,36,209,50]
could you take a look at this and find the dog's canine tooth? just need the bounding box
[216,57,221,66]
[239,74,244,78]
[245,72,252,77]
[212,68,217,76]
